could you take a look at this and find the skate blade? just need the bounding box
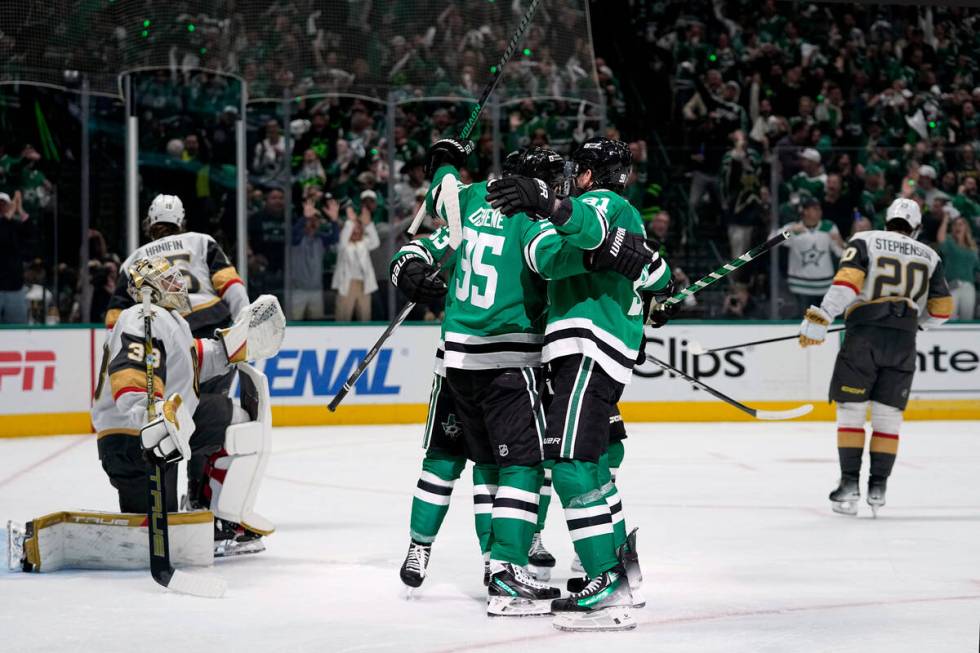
[403,586,423,600]
[831,500,858,516]
[630,587,646,609]
[6,521,25,572]
[214,538,266,558]
[869,501,884,518]
[527,564,553,582]
[553,606,637,631]
[487,596,552,617]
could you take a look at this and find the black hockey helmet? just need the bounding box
[502,149,526,177]
[570,137,632,192]
[519,147,566,188]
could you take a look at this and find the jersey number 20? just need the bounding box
[872,256,929,302]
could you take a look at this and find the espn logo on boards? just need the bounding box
[0,351,56,391]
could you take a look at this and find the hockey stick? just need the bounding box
[328,0,542,412]
[689,327,845,356]
[644,352,814,421]
[141,289,226,598]
[657,230,791,311]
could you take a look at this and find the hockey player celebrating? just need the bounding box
[93,255,285,554]
[107,194,250,511]
[391,141,656,616]
[487,136,672,630]
[799,198,953,516]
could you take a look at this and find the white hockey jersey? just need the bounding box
[786,219,843,296]
[824,229,953,328]
[107,232,248,336]
[92,304,229,438]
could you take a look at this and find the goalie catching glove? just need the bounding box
[215,294,286,364]
[485,176,572,225]
[799,306,831,347]
[586,227,657,281]
[391,257,447,304]
[141,394,194,463]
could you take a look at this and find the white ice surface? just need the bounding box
[2,421,979,653]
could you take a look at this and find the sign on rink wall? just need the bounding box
[0,322,977,437]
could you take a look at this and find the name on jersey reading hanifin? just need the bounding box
[873,237,930,258]
[141,239,186,256]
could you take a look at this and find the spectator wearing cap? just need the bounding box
[332,200,379,322]
[784,197,844,314]
[937,209,980,320]
[787,148,827,201]
[289,188,339,320]
[917,165,942,205]
[0,192,28,323]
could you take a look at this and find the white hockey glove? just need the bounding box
[140,394,195,463]
[215,294,286,364]
[799,306,832,347]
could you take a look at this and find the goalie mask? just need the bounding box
[127,256,191,313]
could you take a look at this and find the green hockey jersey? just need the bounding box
[392,165,600,370]
[542,189,672,385]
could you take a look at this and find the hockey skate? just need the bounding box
[487,560,560,617]
[829,474,860,516]
[214,518,266,558]
[482,552,490,587]
[867,476,887,518]
[6,520,27,572]
[552,564,636,631]
[567,529,645,608]
[399,540,431,595]
[527,532,556,581]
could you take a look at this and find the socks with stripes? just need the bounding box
[836,427,865,477]
[489,464,542,566]
[869,431,899,478]
[409,451,465,544]
[535,460,554,533]
[552,459,618,579]
[472,464,499,555]
[598,450,627,551]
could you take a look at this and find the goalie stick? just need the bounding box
[644,352,814,421]
[141,289,226,598]
[328,0,542,412]
[689,327,845,356]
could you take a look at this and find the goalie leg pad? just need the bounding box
[14,510,213,572]
[209,363,274,535]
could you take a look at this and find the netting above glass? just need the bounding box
[0,1,602,104]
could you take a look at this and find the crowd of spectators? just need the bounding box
[654,2,980,318]
[1,3,980,324]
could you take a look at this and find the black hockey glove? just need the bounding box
[646,299,680,328]
[585,227,656,281]
[391,257,447,304]
[485,176,573,224]
[425,138,475,176]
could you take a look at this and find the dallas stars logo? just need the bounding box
[800,243,827,267]
[442,413,461,439]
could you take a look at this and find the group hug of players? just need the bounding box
[388,136,954,631]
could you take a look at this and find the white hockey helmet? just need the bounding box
[127,256,191,313]
[147,194,185,229]
[885,197,921,232]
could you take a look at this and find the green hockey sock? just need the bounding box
[607,439,625,483]
[472,464,499,554]
[409,451,465,544]
[489,464,542,566]
[552,459,617,578]
[535,459,554,532]
[598,452,626,550]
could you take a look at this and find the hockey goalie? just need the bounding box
[7,256,286,573]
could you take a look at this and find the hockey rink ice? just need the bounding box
[2,420,978,652]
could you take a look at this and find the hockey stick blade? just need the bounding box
[753,404,814,421]
[159,568,227,598]
[406,202,427,236]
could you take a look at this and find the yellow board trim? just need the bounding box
[2,400,979,437]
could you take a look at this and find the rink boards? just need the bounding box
[0,322,978,436]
